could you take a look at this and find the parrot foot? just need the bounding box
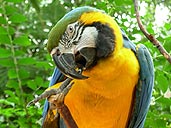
[47,81,74,108]
[27,69,84,107]
[27,78,78,128]
[27,75,82,128]
[26,77,73,107]
[27,70,84,128]
[47,82,78,128]
[48,89,78,128]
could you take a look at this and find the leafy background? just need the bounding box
[0,0,171,127]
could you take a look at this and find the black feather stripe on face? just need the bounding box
[60,22,85,48]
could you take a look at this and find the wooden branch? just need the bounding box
[133,0,171,64]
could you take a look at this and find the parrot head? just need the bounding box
[47,6,123,79]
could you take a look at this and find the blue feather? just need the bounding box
[42,67,63,125]
[121,29,154,128]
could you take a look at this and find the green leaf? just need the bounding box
[0,26,15,35]
[160,114,171,120]
[163,62,171,72]
[0,108,15,117]
[41,81,49,88]
[0,58,15,67]
[156,73,169,93]
[163,38,171,52]
[0,26,8,34]
[17,117,29,128]
[164,23,170,30]
[27,80,37,90]
[5,0,23,3]
[0,48,11,58]
[147,23,154,34]
[13,35,31,46]
[19,68,30,79]
[35,61,51,70]
[6,79,18,89]
[8,67,30,80]
[115,0,122,5]
[5,90,16,97]
[9,13,27,23]
[0,99,14,106]
[18,57,36,65]
[0,8,3,13]
[7,96,19,104]
[123,0,132,4]
[157,97,171,106]
[5,5,19,15]
[156,119,166,127]
[27,77,44,90]
[0,16,7,24]
[8,68,17,79]
[15,50,25,56]
[9,26,15,35]
[0,35,10,44]
[35,76,43,85]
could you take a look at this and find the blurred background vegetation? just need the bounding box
[0,0,171,127]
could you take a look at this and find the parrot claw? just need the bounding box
[45,81,78,128]
[27,77,73,108]
[27,77,78,128]
[27,69,84,108]
[47,81,74,108]
[27,70,84,128]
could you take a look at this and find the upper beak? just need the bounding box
[52,52,88,79]
[52,47,96,79]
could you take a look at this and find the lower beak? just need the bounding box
[52,53,88,79]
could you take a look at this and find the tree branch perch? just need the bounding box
[133,0,171,64]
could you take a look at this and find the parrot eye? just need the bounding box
[66,24,75,39]
[68,26,74,33]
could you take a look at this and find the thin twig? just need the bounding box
[133,0,171,64]
[2,1,25,105]
[2,1,32,127]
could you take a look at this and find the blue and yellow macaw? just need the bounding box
[42,6,154,128]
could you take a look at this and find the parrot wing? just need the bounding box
[42,67,66,128]
[122,30,154,128]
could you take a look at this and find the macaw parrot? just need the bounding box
[42,6,154,128]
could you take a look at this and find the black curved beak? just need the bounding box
[52,52,88,79]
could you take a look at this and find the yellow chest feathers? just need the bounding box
[64,47,140,128]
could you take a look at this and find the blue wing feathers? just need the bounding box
[122,29,154,128]
[49,67,63,86]
[121,29,136,52]
[134,45,154,127]
[42,67,64,126]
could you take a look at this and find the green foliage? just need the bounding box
[0,0,170,127]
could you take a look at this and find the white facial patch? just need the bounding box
[75,27,98,52]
